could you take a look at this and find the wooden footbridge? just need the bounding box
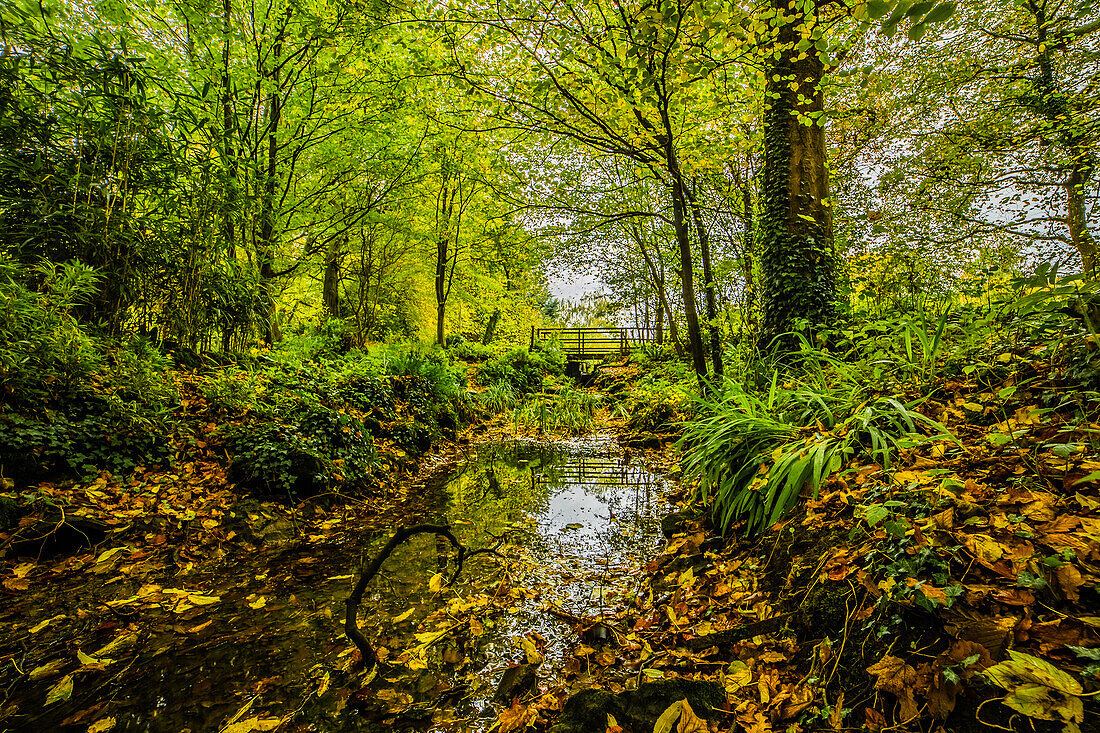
[529,327,656,361]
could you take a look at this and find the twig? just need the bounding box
[343,524,503,669]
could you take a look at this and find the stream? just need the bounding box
[28,434,674,732]
[350,434,672,729]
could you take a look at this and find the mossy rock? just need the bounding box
[0,496,21,532]
[550,679,724,733]
[660,507,698,538]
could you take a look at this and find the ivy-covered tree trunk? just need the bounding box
[1028,0,1097,275]
[758,0,836,351]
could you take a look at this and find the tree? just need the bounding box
[848,0,1097,277]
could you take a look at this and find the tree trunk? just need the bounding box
[435,234,448,346]
[687,182,723,377]
[1067,169,1097,274]
[482,308,501,345]
[1028,0,1097,275]
[221,0,237,262]
[758,0,836,352]
[257,18,285,346]
[323,236,343,319]
[632,222,682,355]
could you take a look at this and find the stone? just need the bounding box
[550,679,725,733]
[494,662,538,703]
[660,508,697,538]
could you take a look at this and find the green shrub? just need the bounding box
[512,387,601,434]
[199,368,266,414]
[450,339,494,362]
[226,400,377,497]
[682,378,955,537]
[479,381,518,414]
[0,257,104,403]
[0,393,173,480]
[475,347,564,395]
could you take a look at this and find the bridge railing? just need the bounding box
[530,326,658,359]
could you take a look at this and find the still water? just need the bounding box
[37,436,672,732]
[355,435,672,728]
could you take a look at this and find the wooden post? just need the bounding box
[620,328,626,359]
[530,325,535,350]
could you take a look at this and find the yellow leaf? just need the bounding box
[392,608,414,623]
[984,650,1082,697]
[723,660,753,695]
[88,717,117,733]
[187,594,221,606]
[653,700,682,733]
[428,572,443,593]
[29,614,65,633]
[220,716,283,733]
[94,547,126,565]
[963,534,1005,566]
[45,674,73,706]
[29,659,66,680]
[679,567,694,588]
[677,699,707,733]
[248,596,267,610]
[12,562,35,578]
[77,649,113,667]
[498,701,537,733]
[1002,683,1083,724]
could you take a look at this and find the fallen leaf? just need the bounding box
[866,655,919,721]
[29,614,66,633]
[94,547,126,565]
[723,660,753,695]
[186,593,220,606]
[29,659,66,680]
[1055,565,1084,602]
[45,674,74,706]
[653,700,683,733]
[88,717,117,733]
[497,700,536,733]
[220,716,282,733]
[676,699,707,733]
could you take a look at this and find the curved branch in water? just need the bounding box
[344,523,506,669]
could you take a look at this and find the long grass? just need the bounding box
[682,379,956,537]
[513,387,602,434]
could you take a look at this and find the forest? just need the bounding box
[0,0,1099,731]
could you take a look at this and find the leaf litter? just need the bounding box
[2,358,1099,733]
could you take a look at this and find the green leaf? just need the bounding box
[863,503,890,527]
[46,674,74,706]
[922,1,956,25]
[867,0,893,20]
[905,0,935,18]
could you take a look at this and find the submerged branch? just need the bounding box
[343,523,502,669]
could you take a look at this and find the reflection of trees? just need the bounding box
[445,444,560,544]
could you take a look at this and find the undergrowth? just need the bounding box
[681,264,1100,537]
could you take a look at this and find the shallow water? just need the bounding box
[17,436,671,732]
[355,435,672,728]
